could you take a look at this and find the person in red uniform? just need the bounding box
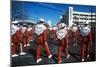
[49,27,57,41]
[27,24,34,46]
[57,23,70,64]
[11,23,19,57]
[70,24,78,46]
[16,24,27,55]
[21,24,28,47]
[79,24,92,62]
[35,19,52,63]
[12,23,27,57]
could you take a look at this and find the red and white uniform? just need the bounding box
[27,27,34,43]
[56,29,69,64]
[49,27,56,40]
[71,26,78,46]
[35,24,52,63]
[11,25,18,56]
[11,25,23,56]
[12,26,27,55]
[80,26,92,61]
[21,26,28,47]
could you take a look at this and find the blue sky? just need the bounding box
[12,1,96,26]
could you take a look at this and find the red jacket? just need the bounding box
[58,33,68,48]
[27,28,34,38]
[50,29,56,38]
[36,30,46,44]
[12,33,19,44]
[80,32,92,44]
[13,29,23,43]
[71,30,78,37]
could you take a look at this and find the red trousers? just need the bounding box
[12,30,25,54]
[12,34,19,54]
[22,36,28,46]
[12,43,18,54]
[57,46,68,64]
[81,43,90,59]
[57,35,68,64]
[72,32,78,45]
[27,30,33,42]
[36,42,51,60]
[73,36,77,44]
[81,35,91,59]
[12,42,24,54]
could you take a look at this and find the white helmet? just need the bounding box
[39,18,45,22]
[73,23,77,26]
[12,21,18,24]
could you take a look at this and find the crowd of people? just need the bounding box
[11,19,95,64]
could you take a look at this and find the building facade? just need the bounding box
[68,7,96,26]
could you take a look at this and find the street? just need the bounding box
[12,34,96,66]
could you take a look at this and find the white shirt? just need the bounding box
[56,29,67,40]
[80,26,91,36]
[35,24,46,35]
